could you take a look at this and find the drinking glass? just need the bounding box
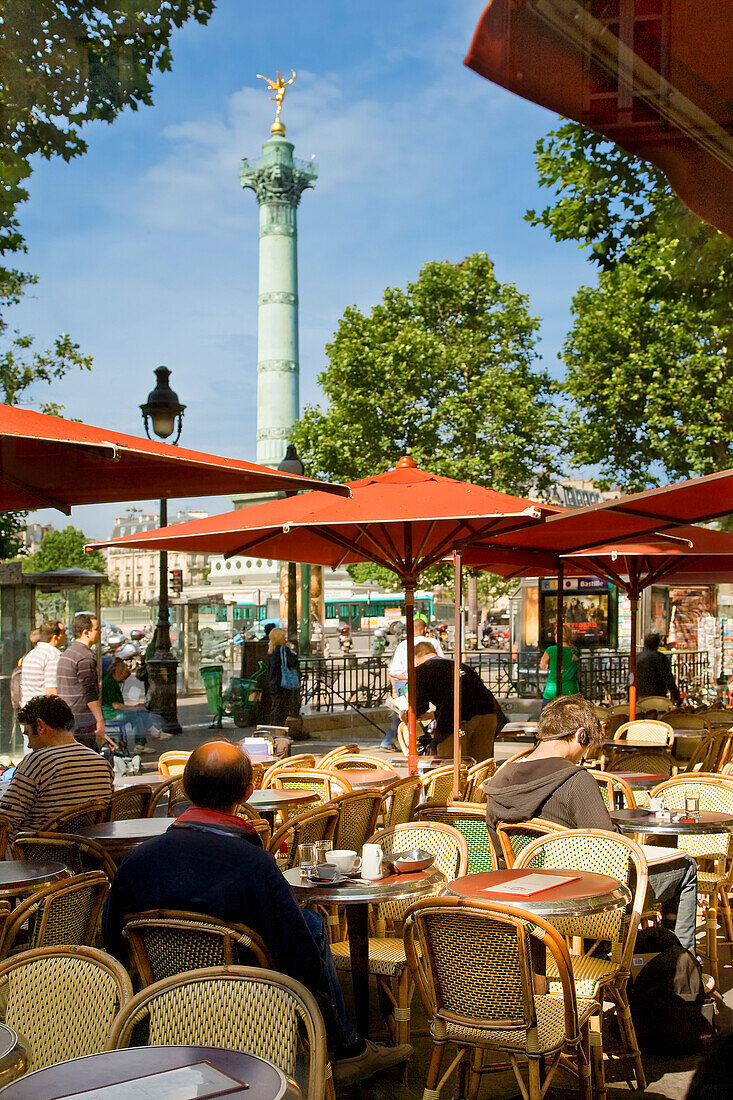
[315,840,333,865]
[299,842,318,880]
[685,794,700,815]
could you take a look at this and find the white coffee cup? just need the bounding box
[329,849,357,873]
[648,797,665,812]
[362,843,384,879]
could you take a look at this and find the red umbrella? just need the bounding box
[465,1,733,239]
[0,403,349,513]
[90,456,560,770]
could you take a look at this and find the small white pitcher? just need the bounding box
[362,843,384,879]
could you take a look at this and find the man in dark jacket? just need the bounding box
[484,695,698,951]
[412,642,506,761]
[57,613,113,750]
[102,740,411,1085]
[635,633,681,704]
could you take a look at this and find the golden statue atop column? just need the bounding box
[257,68,296,135]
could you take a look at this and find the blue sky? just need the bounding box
[16,0,592,540]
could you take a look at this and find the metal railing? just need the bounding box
[300,656,391,712]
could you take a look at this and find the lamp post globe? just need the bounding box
[141,365,185,735]
[277,445,305,647]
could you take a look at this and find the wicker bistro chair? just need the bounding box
[12,831,117,881]
[319,745,359,768]
[163,778,191,819]
[146,776,176,816]
[493,746,535,775]
[495,819,565,869]
[268,805,339,871]
[636,696,674,713]
[586,770,637,810]
[232,805,272,849]
[607,748,674,779]
[106,785,155,821]
[516,829,648,1090]
[157,751,190,777]
[261,756,318,789]
[403,897,605,1100]
[329,822,468,1049]
[685,731,733,774]
[41,797,110,832]
[0,945,132,1073]
[650,775,733,983]
[0,871,109,960]
[461,758,496,803]
[270,769,353,813]
[329,791,383,853]
[122,910,274,986]
[331,754,400,774]
[107,965,333,1100]
[379,775,422,829]
[0,817,10,859]
[420,763,468,803]
[416,802,499,875]
[614,719,674,745]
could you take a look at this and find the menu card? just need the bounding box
[484,873,579,897]
[56,1062,247,1100]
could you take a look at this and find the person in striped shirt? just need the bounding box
[19,620,66,706]
[1,695,113,841]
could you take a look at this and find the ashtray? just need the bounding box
[388,850,436,873]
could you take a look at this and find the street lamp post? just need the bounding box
[277,444,305,648]
[140,366,186,735]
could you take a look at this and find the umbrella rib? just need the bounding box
[0,470,71,515]
[419,517,506,571]
[310,525,399,574]
[412,520,437,567]
[223,531,286,559]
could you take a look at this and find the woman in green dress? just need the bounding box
[540,624,579,707]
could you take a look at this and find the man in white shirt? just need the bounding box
[380,618,443,749]
[20,620,66,706]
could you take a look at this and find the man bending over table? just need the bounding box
[102,740,412,1086]
[483,694,698,953]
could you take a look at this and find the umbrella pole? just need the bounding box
[453,550,463,800]
[405,586,418,776]
[628,584,639,721]
[556,560,564,697]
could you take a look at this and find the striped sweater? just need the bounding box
[0,741,113,839]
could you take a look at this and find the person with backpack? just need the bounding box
[266,627,300,725]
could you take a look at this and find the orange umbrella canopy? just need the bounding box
[465,1,733,239]
[90,456,560,580]
[0,404,349,513]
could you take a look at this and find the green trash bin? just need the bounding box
[200,664,224,729]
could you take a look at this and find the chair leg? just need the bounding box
[577,1025,593,1100]
[589,1020,607,1100]
[424,1042,446,1100]
[527,1057,542,1100]
[719,887,733,959]
[705,900,720,986]
[610,986,646,1092]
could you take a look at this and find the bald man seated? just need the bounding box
[102,740,411,1085]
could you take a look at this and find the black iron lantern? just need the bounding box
[140,366,186,444]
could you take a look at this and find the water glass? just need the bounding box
[315,840,333,865]
[299,842,318,880]
[685,794,700,815]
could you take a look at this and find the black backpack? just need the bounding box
[629,927,714,1054]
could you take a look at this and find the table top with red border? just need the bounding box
[446,868,630,917]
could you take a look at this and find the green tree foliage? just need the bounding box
[528,123,733,491]
[23,526,106,574]
[0,2,215,407]
[0,511,26,560]
[291,253,561,493]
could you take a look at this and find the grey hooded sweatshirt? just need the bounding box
[484,757,614,834]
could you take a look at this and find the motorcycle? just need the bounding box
[338,625,353,653]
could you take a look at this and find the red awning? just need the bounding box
[0,404,349,513]
[465,1,733,238]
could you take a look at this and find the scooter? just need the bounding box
[338,625,353,653]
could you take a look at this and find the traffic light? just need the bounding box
[170,568,183,595]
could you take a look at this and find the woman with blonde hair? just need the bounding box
[539,623,579,707]
[267,627,300,724]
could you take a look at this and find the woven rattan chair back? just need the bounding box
[586,770,637,810]
[614,719,673,745]
[122,910,274,986]
[331,754,399,773]
[651,776,733,863]
[700,710,733,727]
[607,749,673,777]
[319,745,359,767]
[157,751,190,777]
[261,756,317,788]
[379,775,421,828]
[663,713,707,729]
[107,965,331,1100]
[462,758,495,803]
[416,802,498,875]
[250,762,265,790]
[516,830,647,959]
[495,819,565,868]
[493,746,535,775]
[637,696,673,713]
[147,777,176,816]
[684,732,731,773]
[106,785,154,821]
[331,791,382,851]
[1,871,109,960]
[41,797,110,832]
[165,778,191,818]
[420,764,467,803]
[0,945,132,1072]
[0,818,10,859]
[268,804,339,870]
[370,822,468,926]
[270,769,352,803]
[12,831,117,881]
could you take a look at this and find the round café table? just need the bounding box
[285,864,446,1038]
[113,773,172,789]
[332,769,398,790]
[0,1044,291,1100]
[0,862,69,900]
[606,771,668,792]
[247,789,320,830]
[447,868,630,918]
[75,818,171,860]
[0,1024,26,1089]
[611,807,733,838]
